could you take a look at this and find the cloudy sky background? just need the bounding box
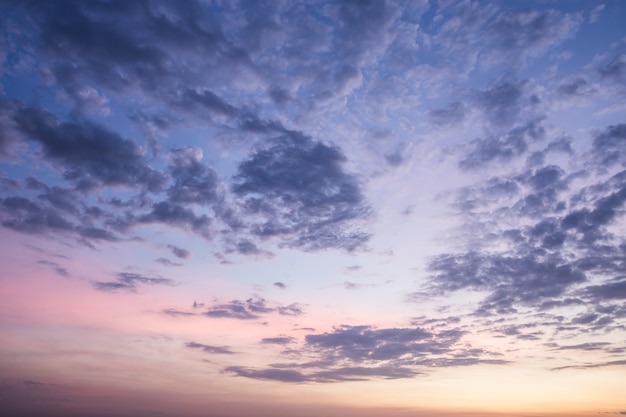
[1,0,625,416]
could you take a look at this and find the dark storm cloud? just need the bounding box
[233,133,371,251]
[186,341,234,355]
[94,272,175,292]
[13,106,166,192]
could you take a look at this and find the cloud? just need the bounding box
[233,133,371,251]
[167,147,221,205]
[14,106,167,192]
[591,124,626,169]
[584,278,626,301]
[429,102,467,126]
[162,308,196,318]
[225,366,307,383]
[186,341,234,355]
[304,325,461,362]
[204,297,272,320]
[556,77,595,97]
[589,4,605,23]
[37,260,70,278]
[421,122,626,339]
[223,323,508,384]
[139,201,212,238]
[598,54,626,85]
[433,4,580,72]
[168,245,190,259]
[459,118,546,170]
[553,359,626,371]
[273,282,286,289]
[277,303,304,316]
[94,272,175,293]
[261,337,295,345]
[155,258,182,267]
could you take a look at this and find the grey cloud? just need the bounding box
[261,337,295,345]
[584,278,626,301]
[139,201,212,237]
[484,9,580,66]
[425,251,586,316]
[167,147,221,205]
[175,88,237,117]
[553,359,626,370]
[225,364,419,383]
[433,4,579,74]
[155,258,182,267]
[429,102,467,126]
[598,54,626,85]
[1,196,75,234]
[273,282,286,289]
[168,244,190,259]
[162,308,196,317]
[277,304,304,316]
[305,325,459,362]
[204,298,270,320]
[14,106,166,192]
[1,191,123,245]
[225,366,307,383]
[94,272,175,293]
[474,79,526,127]
[233,133,371,251]
[186,341,234,355]
[592,124,626,168]
[225,323,505,383]
[556,342,610,351]
[459,118,545,170]
[556,77,595,97]
[37,260,69,278]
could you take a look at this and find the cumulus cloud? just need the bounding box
[233,133,371,251]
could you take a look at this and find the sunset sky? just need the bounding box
[1,1,625,416]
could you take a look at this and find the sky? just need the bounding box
[0,0,625,416]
